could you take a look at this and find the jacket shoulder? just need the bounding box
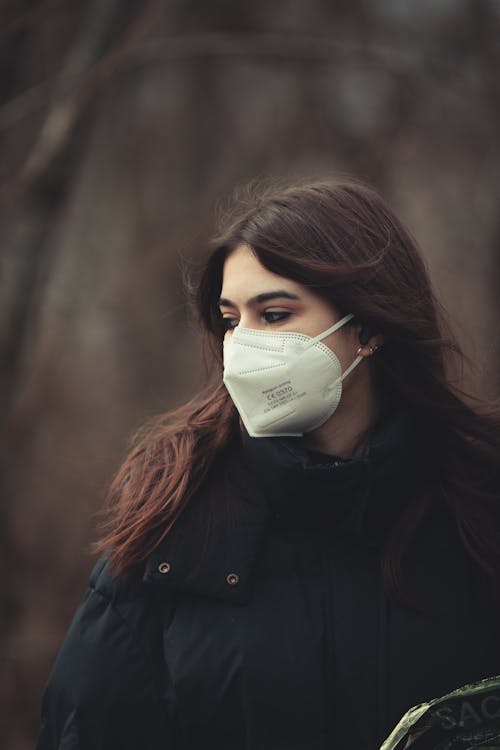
[36,556,176,750]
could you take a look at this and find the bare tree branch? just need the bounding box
[0,32,419,132]
[0,0,162,206]
[0,0,66,45]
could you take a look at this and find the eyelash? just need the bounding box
[222,311,291,330]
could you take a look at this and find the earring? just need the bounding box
[357,344,381,357]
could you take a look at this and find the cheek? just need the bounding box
[322,332,358,369]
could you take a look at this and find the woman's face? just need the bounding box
[219,244,363,375]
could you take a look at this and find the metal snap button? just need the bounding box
[226,573,239,585]
[158,562,171,574]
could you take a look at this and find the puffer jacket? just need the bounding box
[36,407,500,750]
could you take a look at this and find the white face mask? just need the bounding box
[222,313,363,438]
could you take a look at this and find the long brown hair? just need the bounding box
[94,177,500,601]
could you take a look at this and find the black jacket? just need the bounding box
[36,408,500,749]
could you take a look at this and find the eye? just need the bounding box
[222,316,239,331]
[262,311,291,324]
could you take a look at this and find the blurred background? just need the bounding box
[1,1,500,747]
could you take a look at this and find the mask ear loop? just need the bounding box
[324,341,381,393]
[325,351,364,392]
[303,313,355,349]
[338,344,380,382]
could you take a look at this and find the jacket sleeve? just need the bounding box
[35,566,174,750]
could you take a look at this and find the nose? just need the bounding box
[229,315,253,331]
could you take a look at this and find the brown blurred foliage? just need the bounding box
[1,1,499,747]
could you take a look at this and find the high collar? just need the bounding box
[240,404,428,540]
[143,405,428,604]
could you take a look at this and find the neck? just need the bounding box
[302,372,380,458]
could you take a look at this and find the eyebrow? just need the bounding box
[218,290,301,308]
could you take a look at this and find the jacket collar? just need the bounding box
[143,405,428,604]
[242,405,428,539]
[142,450,272,604]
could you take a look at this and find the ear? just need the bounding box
[358,325,376,346]
[358,324,384,352]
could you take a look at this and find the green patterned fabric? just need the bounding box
[381,675,500,750]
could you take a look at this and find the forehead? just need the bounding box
[221,245,303,298]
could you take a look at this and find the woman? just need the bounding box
[37,178,500,750]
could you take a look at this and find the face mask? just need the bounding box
[222,313,363,438]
